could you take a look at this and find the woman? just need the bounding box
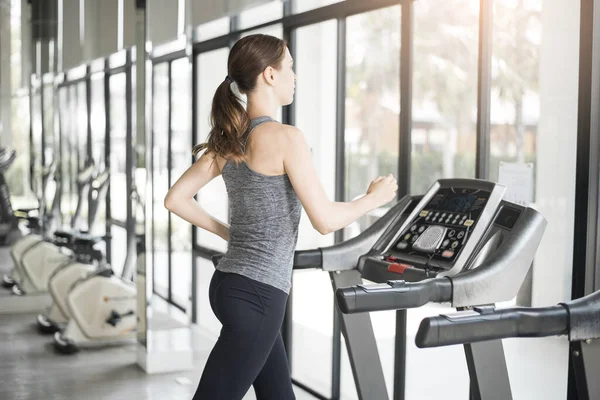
[164,34,397,400]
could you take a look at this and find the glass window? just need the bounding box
[109,73,128,223]
[76,82,88,170]
[196,49,229,252]
[58,87,73,226]
[90,74,107,235]
[345,7,400,232]
[43,84,55,166]
[290,20,337,394]
[152,63,170,299]
[170,58,193,309]
[344,7,401,398]
[411,0,479,195]
[58,85,82,228]
[31,88,43,195]
[238,1,283,29]
[76,82,89,230]
[10,0,23,90]
[499,1,578,399]
[91,74,106,169]
[110,225,128,277]
[42,84,57,214]
[489,0,541,183]
[6,93,30,198]
[68,85,79,226]
[293,0,343,14]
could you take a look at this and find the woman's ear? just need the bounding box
[262,66,276,86]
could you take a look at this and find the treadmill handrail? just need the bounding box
[318,196,413,272]
[446,206,547,307]
[336,278,453,314]
[560,289,600,341]
[415,304,569,348]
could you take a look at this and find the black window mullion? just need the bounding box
[475,0,493,180]
[150,65,156,297]
[191,52,199,324]
[395,3,414,399]
[167,60,173,304]
[281,0,297,380]
[334,17,346,241]
[124,51,135,280]
[104,61,112,264]
[398,0,413,197]
[86,68,93,229]
[333,15,347,400]
[569,1,600,398]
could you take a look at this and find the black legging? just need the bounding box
[192,269,296,400]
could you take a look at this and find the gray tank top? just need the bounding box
[216,116,302,294]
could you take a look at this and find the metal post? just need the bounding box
[463,340,513,400]
[394,3,414,398]
[135,0,148,346]
[331,270,390,400]
[282,0,296,369]
[475,0,493,180]
[190,49,199,325]
[123,49,136,279]
[393,310,406,400]
[332,17,347,399]
[398,0,413,197]
[86,67,93,229]
[104,59,112,264]
[332,305,342,400]
[167,60,173,303]
[334,18,346,244]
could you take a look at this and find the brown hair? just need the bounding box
[192,34,288,162]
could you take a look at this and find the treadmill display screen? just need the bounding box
[391,187,491,264]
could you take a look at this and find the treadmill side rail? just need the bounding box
[449,207,547,307]
[321,196,413,272]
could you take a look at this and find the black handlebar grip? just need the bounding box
[293,249,323,270]
[336,278,452,314]
[415,305,569,348]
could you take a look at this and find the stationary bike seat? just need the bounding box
[72,234,103,247]
[53,230,75,241]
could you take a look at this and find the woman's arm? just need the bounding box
[164,152,230,241]
[282,126,397,235]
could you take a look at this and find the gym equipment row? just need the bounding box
[0,147,137,353]
[4,149,596,398]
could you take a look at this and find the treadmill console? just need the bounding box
[391,187,491,263]
[359,179,509,283]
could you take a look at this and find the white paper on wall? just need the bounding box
[497,162,534,206]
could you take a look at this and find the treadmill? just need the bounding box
[332,178,547,400]
[415,282,600,400]
[212,178,546,399]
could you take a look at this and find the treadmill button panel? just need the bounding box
[389,187,491,264]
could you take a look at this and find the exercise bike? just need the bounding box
[37,169,112,333]
[4,164,105,296]
[53,232,141,354]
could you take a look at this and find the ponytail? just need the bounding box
[192,79,250,162]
